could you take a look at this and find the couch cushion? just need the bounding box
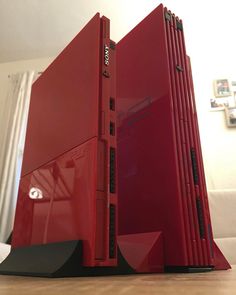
[215,237,236,265]
[208,190,236,239]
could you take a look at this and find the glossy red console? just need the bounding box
[10,13,117,268]
[0,5,229,278]
[117,4,230,271]
[0,12,162,278]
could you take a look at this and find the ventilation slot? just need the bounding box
[110,122,115,136]
[110,147,116,193]
[110,97,115,111]
[196,198,205,239]
[109,205,116,258]
[190,148,199,185]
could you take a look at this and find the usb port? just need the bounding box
[110,97,115,111]
[110,122,115,136]
[110,147,115,193]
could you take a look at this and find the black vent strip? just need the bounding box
[110,147,116,193]
[196,198,205,239]
[110,97,115,111]
[190,148,199,185]
[110,122,115,136]
[109,205,116,258]
[176,21,183,31]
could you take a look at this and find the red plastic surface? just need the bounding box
[12,14,117,267]
[212,242,231,270]
[22,15,100,177]
[118,232,164,273]
[13,139,97,265]
[117,4,187,267]
[186,57,230,269]
[117,4,229,269]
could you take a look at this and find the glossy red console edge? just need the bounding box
[11,14,117,267]
[117,3,230,270]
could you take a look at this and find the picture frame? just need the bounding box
[225,106,236,127]
[210,97,229,111]
[213,79,231,98]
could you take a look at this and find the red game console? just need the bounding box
[0,5,230,277]
[117,4,230,272]
[0,13,118,275]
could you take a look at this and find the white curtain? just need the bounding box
[0,71,35,242]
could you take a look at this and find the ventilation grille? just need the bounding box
[109,204,116,258]
[110,147,116,193]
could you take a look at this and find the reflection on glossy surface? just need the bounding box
[116,20,187,261]
[12,138,97,266]
[11,14,117,268]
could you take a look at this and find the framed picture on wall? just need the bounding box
[210,97,229,111]
[213,79,231,98]
[231,81,236,105]
[225,106,236,127]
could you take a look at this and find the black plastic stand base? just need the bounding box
[165,266,214,273]
[0,239,229,277]
[0,240,134,278]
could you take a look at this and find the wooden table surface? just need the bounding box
[0,267,235,295]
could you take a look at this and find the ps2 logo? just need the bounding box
[29,187,43,200]
[104,45,109,66]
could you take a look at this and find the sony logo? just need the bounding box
[104,44,109,66]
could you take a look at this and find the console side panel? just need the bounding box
[117,4,187,266]
[22,14,101,177]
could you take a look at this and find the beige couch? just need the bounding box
[208,189,236,265]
